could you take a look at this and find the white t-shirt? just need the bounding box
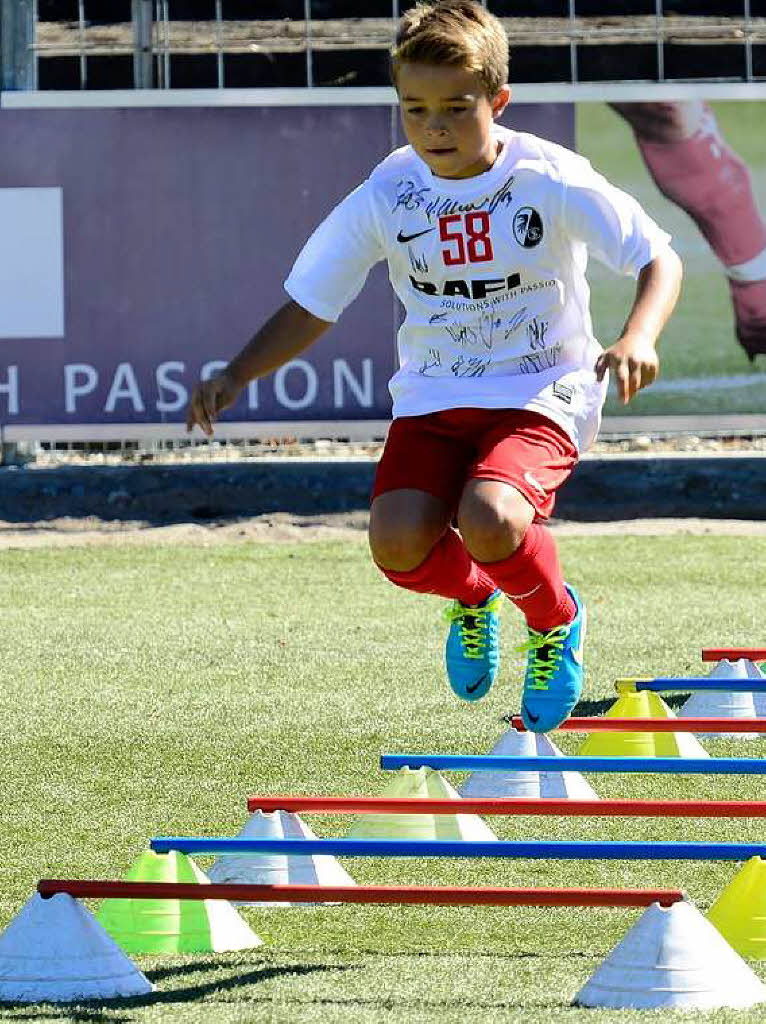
[285,125,671,451]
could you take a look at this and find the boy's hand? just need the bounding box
[185,371,242,436]
[594,333,659,405]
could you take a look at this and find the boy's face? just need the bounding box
[397,62,510,180]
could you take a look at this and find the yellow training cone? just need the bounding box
[578,690,709,758]
[96,850,261,955]
[709,857,766,959]
[348,766,496,840]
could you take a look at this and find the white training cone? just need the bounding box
[746,661,766,716]
[0,893,154,1004]
[680,660,763,738]
[348,767,496,840]
[459,727,599,799]
[208,810,355,905]
[574,900,766,1010]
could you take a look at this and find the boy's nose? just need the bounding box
[424,116,448,135]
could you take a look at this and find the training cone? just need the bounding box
[742,661,766,717]
[575,900,766,1009]
[708,856,766,958]
[580,690,709,757]
[209,810,355,904]
[459,728,599,799]
[96,850,261,954]
[0,893,153,1004]
[681,660,764,738]
[348,766,497,840]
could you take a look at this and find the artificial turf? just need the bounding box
[1,533,766,1021]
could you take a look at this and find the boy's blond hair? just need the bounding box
[391,0,509,99]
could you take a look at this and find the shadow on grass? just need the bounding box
[144,961,344,1005]
[501,691,688,723]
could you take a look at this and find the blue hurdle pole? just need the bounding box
[617,677,766,693]
[379,754,766,774]
[150,837,766,860]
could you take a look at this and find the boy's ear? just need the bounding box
[492,85,512,119]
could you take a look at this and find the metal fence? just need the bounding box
[3,1,766,91]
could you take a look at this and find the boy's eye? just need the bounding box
[406,107,424,114]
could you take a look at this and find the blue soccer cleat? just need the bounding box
[518,585,586,733]
[444,589,503,701]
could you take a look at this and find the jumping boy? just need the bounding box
[186,0,682,732]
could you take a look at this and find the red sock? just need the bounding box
[635,106,766,268]
[476,524,575,632]
[378,528,497,605]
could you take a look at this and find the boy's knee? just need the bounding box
[368,490,450,572]
[368,517,441,572]
[457,484,533,562]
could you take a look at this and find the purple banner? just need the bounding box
[0,102,573,426]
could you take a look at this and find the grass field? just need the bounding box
[577,102,766,416]
[2,532,766,1022]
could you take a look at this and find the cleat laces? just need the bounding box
[517,625,570,690]
[443,595,502,661]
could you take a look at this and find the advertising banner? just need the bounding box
[0,101,573,428]
[577,100,766,418]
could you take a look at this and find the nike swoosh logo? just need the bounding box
[397,227,436,243]
[466,672,489,695]
[522,702,540,723]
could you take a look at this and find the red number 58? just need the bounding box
[438,211,494,266]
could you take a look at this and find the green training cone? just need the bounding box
[709,857,766,959]
[578,690,709,758]
[96,850,261,954]
[348,767,496,840]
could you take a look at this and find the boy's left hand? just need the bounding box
[594,333,659,405]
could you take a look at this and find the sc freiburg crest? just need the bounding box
[513,207,543,248]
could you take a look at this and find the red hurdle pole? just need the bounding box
[245,795,766,817]
[37,879,684,908]
[509,715,766,733]
[702,648,766,661]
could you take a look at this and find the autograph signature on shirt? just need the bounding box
[504,306,529,339]
[408,247,429,274]
[451,355,490,378]
[519,340,562,374]
[393,174,515,221]
[444,310,502,350]
[418,348,442,374]
[527,317,549,349]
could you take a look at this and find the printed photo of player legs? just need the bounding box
[611,100,766,362]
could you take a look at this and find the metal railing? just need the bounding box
[3,1,764,91]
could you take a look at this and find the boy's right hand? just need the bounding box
[185,371,242,436]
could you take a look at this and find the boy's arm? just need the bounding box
[595,245,683,404]
[185,299,332,436]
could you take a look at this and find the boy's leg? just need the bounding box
[460,484,575,631]
[369,413,501,701]
[457,411,583,731]
[611,100,766,360]
[369,489,495,605]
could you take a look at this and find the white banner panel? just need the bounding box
[0,187,64,339]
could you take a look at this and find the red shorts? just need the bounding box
[372,408,578,521]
